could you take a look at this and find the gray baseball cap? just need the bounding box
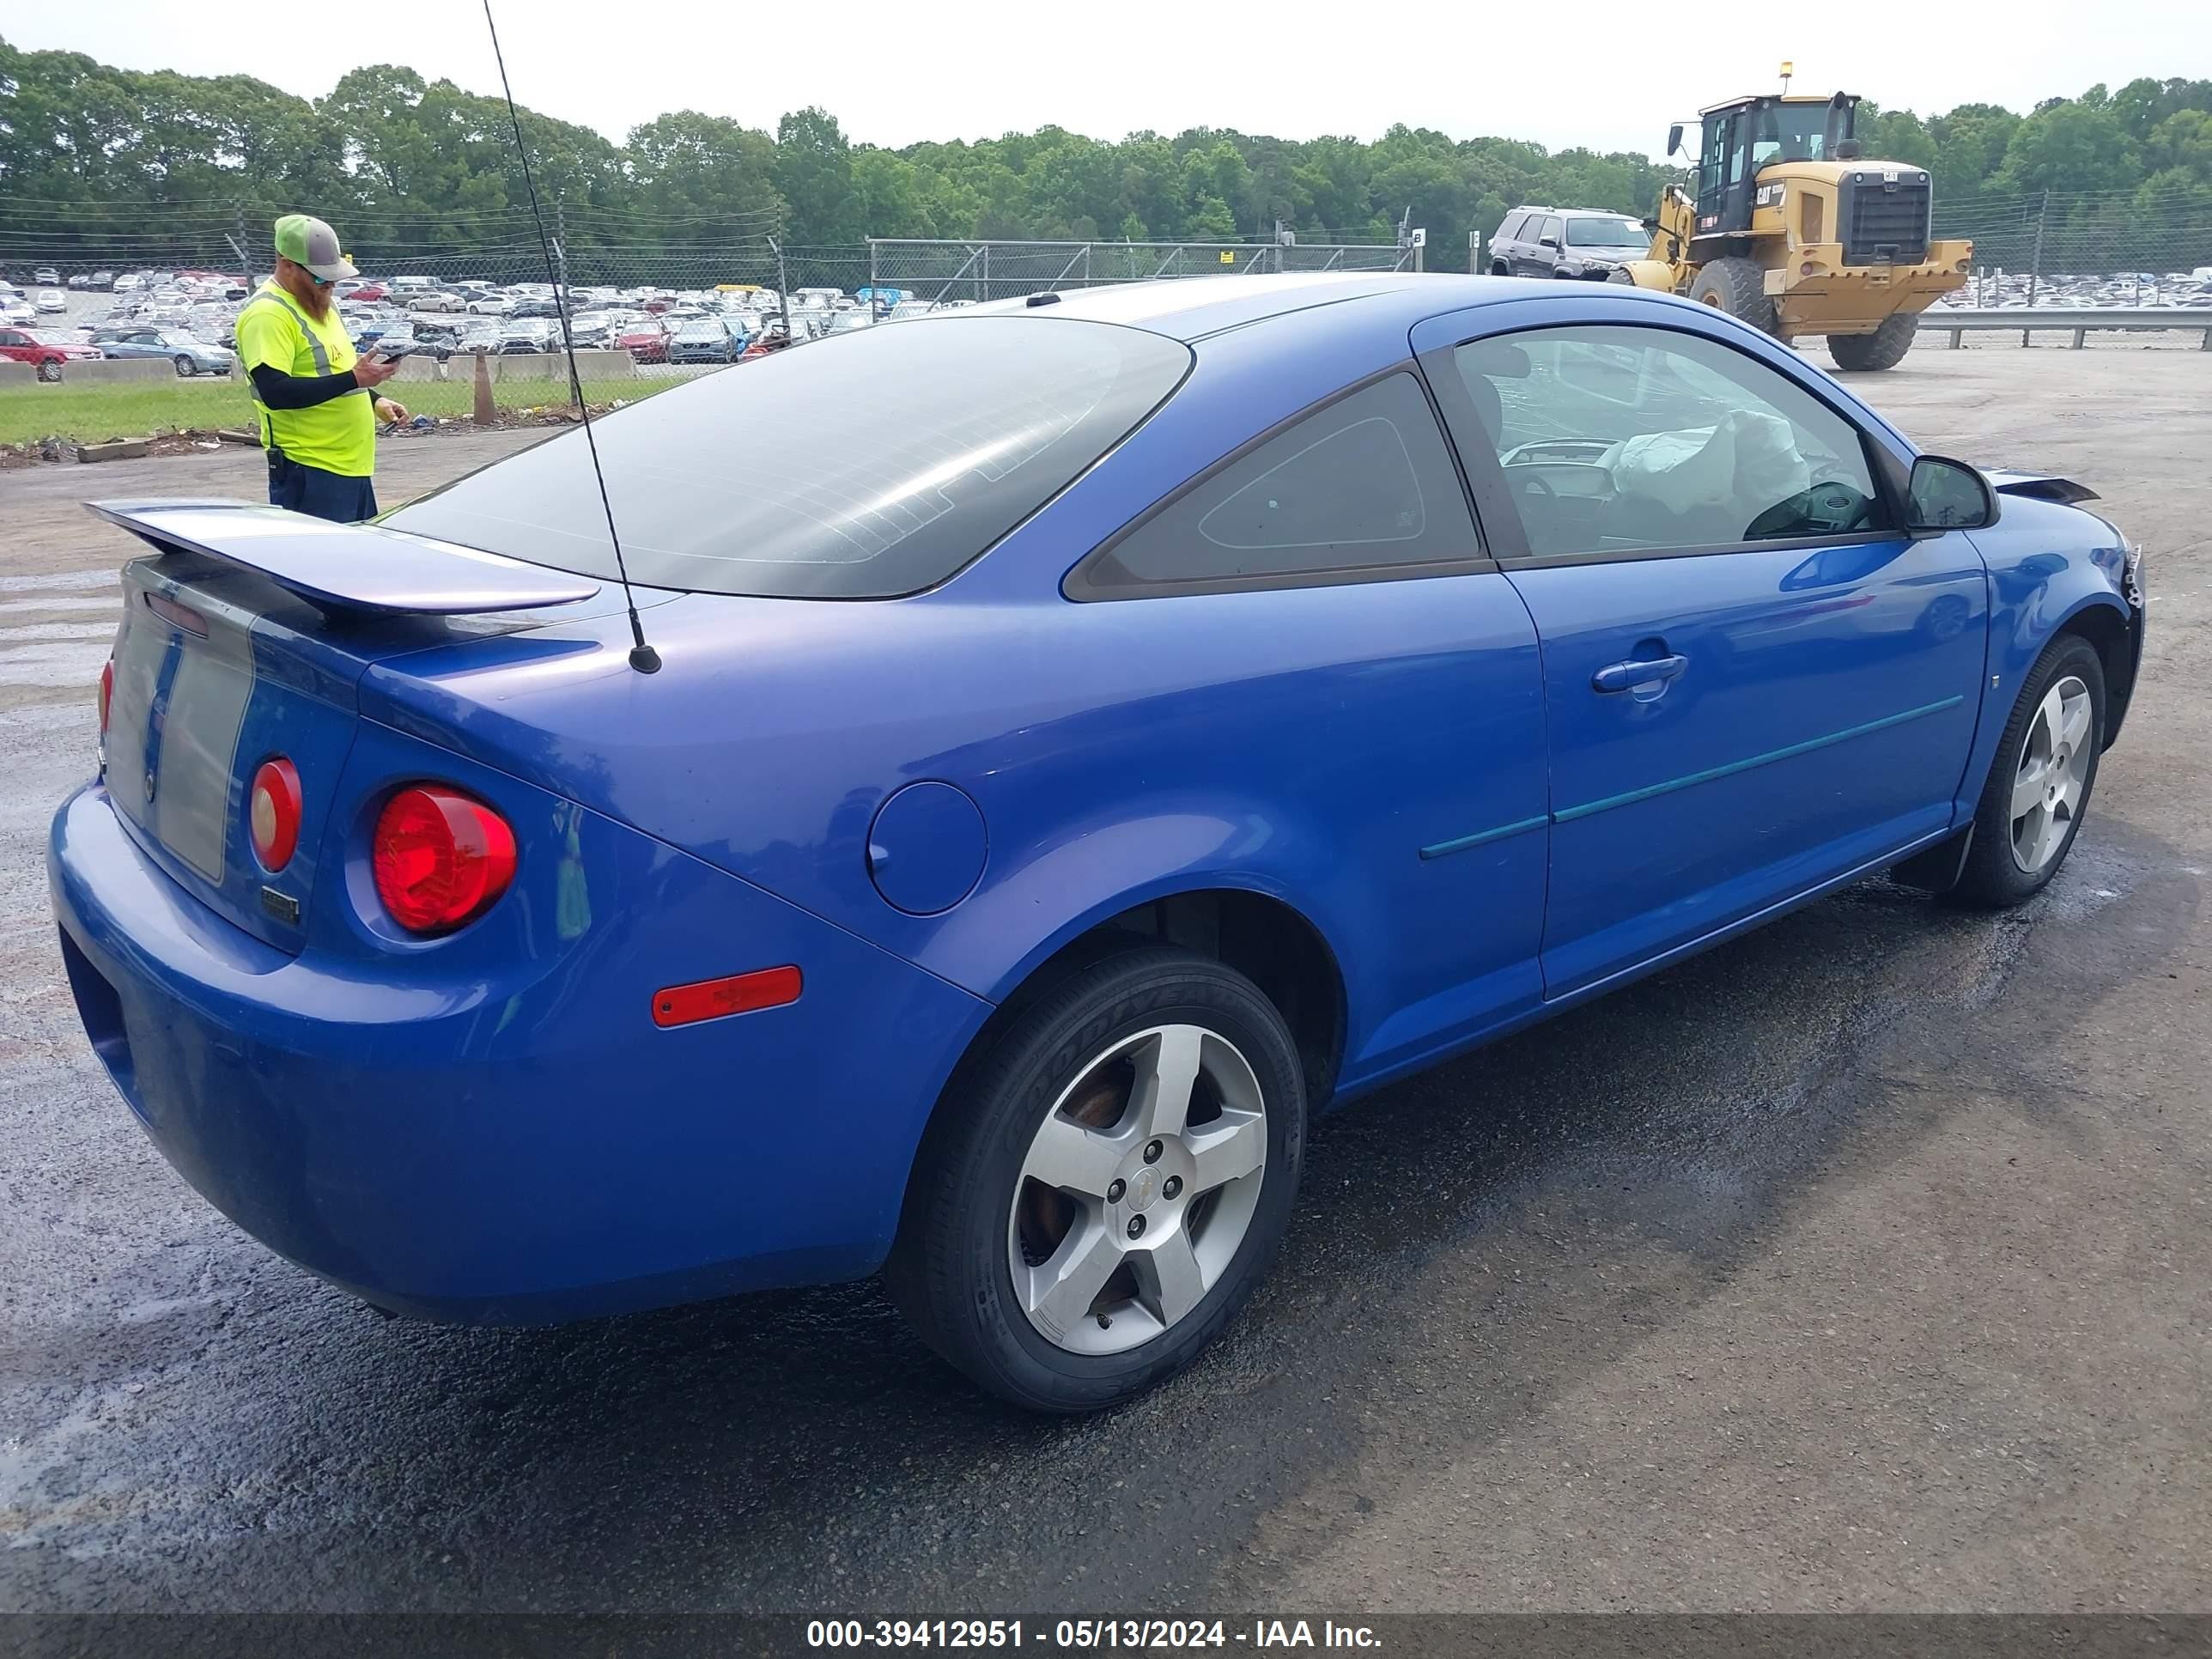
[272,214,358,283]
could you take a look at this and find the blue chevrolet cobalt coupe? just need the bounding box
[52,275,2144,1411]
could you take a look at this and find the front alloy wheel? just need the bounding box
[2008,675,2094,873]
[1949,634,2106,907]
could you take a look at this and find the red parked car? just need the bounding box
[0,325,101,380]
[617,322,671,363]
[343,282,388,304]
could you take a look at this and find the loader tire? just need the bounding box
[1687,257,1778,336]
[1827,313,1918,372]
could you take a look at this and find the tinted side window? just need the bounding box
[1500,212,1528,242]
[1076,373,1481,597]
[1444,325,1892,562]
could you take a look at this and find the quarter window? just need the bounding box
[1077,373,1480,596]
[1443,325,1892,562]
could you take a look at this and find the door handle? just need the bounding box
[1591,653,1688,694]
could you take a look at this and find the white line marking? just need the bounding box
[0,568,122,594]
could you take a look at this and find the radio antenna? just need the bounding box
[481,0,659,673]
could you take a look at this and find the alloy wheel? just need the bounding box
[1006,1024,1268,1356]
[2009,674,2094,873]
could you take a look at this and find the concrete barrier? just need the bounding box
[0,361,34,389]
[60,357,187,384]
[391,355,458,383]
[493,350,635,381]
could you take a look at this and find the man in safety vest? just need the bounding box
[234,214,408,523]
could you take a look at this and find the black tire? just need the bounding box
[1606,268,1638,286]
[1948,635,2106,908]
[37,359,61,382]
[173,355,195,377]
[1686,256,1778,335]
[886,946,1307,1413]
[1827,313,1917,372]
[1490,261,1509,276]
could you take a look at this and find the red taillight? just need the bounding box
[250,757,303,872]
[98,659,114,738]
[653,966,803,1028]
[371,786,517,935]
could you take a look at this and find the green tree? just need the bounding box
[773,106,857,243]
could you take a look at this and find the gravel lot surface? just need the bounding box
[1,349,2205,1614]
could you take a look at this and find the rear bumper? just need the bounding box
[49,772,989,1324]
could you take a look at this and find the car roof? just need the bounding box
[956,271,1562,343]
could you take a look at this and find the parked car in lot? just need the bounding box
[33,266,60,285]
[0,296,34,326]
[90,326,235,376]
[617,320,672,362]
[0,325,101,379]
[666,318,744,363]
[464,293,514,316]
[1487,207,1652,279]
[35,289,68,313]
[496,317,556,353]
[407,289,467,313]
[49,275,2143,1413]
[353,322,440,360]
[349,317,407,349]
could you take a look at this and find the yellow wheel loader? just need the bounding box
[1610,90,1972,370]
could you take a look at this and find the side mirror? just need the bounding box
[1667,123,1685,156]
[1539,236,1560,251]
[1906,455,1996,533]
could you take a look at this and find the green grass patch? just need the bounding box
[1,372,669,447]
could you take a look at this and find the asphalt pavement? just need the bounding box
[0,349,2205,1615]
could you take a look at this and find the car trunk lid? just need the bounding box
[91,500,603,954]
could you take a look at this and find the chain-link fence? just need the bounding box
[0,217,1418,448]
[0,358,698,453]
[860,238,1417,309]
[1934,187,2212,306]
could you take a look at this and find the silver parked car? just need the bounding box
[94,326,236,376]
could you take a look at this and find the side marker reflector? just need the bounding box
[653,965,803,1028]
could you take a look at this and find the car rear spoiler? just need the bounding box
[88,499,599,615]
[1980,470,2100,506]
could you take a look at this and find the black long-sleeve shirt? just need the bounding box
[249,362,388,410]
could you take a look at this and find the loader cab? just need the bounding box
[1690,93,1858,239]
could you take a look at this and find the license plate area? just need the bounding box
[107,587,255,883]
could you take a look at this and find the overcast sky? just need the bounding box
[15,1,2212,158]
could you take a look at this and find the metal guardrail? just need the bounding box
[1921,307,2212,348]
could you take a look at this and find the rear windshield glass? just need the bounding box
[384,316,1192,599]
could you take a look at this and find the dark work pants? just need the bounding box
[268,453,379,523]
